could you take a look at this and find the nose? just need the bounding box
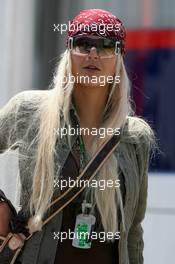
[88,46,99,59]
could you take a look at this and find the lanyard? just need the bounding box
[79,134,88,172]
[78,135,95,212]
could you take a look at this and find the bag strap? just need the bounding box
[26,129,121,240]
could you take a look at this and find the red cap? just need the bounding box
[67,9,126,54]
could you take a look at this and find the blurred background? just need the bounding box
[0,0,175,263]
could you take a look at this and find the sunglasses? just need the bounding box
[68,35,121,58]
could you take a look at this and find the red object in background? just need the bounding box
[126,29,175,116]
[126,29,175,49]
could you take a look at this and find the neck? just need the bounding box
[73,84,109,129]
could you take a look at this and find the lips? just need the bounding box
[83,64,100,71]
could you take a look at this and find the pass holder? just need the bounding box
[72,200,96,249]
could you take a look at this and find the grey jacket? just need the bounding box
[0,90,152,264]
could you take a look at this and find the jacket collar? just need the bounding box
[62,97,139,145]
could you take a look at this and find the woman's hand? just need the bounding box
[0,201,12,236]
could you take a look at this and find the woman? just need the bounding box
[0,9,155,264]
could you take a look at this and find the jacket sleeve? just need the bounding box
[0,93,23,154]
[127,138,151,264]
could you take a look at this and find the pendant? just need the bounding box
[72,200,96,249]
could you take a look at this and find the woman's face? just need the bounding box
[71,37,117,88]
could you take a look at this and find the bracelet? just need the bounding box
[0,197,6,203]
[0,189,7,203]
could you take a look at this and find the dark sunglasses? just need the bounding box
[68,35,121,57]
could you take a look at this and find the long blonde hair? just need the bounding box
[27,49,139,235]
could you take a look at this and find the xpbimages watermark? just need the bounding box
[54,126,120,139]
[53,229,120,242]
[54,178,120,191]
[53,21,121,35]
[57,73,120,87]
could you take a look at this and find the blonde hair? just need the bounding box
[23,50,153,237]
